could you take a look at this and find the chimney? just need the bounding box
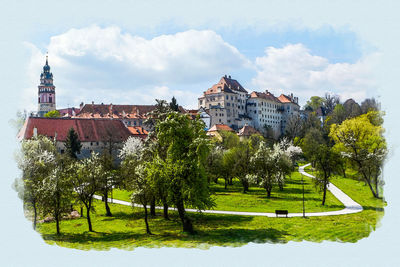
[137,107,140,116]
[224,74,227,78]
[33,127,37,137]
[80,102,84,109]
[228,75,231,79]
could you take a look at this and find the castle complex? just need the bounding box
[198,75,299,137]
[21,56,300,155]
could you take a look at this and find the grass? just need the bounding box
[35,167,385,249]
[112,170,344,213]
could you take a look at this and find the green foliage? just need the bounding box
[313,145,341,205]
[39,154,74,234]
[35,170,384,249]
[72,153,103,231]
[304,96,325,111]
[219,130,240,149]
[169,96,179,112]
[329,112,387,198]
[16,135,57,229]
[300,128,325,165]
[44,110,61,118]
[64,127,82,159]
[156,112,214,232]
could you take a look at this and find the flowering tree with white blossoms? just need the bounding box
[16,135,57,230]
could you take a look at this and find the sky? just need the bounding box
[1,1,400,266]
[23,21,378,111]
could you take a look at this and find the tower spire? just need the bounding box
[37,54,56,117]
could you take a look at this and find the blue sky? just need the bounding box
[22,22,377,111]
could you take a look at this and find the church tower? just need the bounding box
[38,55,56,117]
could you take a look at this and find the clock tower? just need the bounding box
[38,55,56,117]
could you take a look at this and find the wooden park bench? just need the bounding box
[275,210,288,217]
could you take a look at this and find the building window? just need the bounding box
[226,96,229,100]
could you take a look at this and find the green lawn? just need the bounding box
[112,170,344,213]
[35,168,385,249]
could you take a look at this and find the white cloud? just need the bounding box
[47,25,248,84]
[23,26,249,111]
[23,27,377,112]
[252,43,379,105]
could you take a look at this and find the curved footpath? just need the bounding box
[94,163,363,217]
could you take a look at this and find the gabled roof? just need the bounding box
[277,94,299,106]
[127,126,148,139]
[76,103,188,119]
[76,104,156,119]
[18,117,132,142]
[249,91,280,102]
[204,75,248,95]
[207,124,234,132]
[237,124,260,136]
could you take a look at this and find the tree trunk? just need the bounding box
[362,170,379,198]
[224,177,228,189]
[266,185,272,198]
[163,201,169,220]
[150,197,156,216]
[229,177,233,185]
[176,200,193,234]
[80,206,84,218]
[104,190,112,217]
[33,201,37,230]
[55,214,60,235]
[322,181,327,206]
[241,179,249,193]
[143,204,152,235]
[85,203,93,232]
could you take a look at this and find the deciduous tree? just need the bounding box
[329,112,387,198]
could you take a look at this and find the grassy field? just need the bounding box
[35,168,385,249]
[112,171,344,213]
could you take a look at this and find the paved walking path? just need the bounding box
[95,163,363,217]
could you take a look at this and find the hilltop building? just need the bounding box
[198,75,250,130]
[198,76,300,137]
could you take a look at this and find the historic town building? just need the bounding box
[198,76,300,137]
[37,55,56,117]
[198,75,250,130]
[18,117,133,159]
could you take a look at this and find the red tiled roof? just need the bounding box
[57,107,80,117]
[204,76,248,95]
[250,91,280,102]
[19,117,132,142]
[76,103,188,118]
[277,94,291,103]
[76,104,156,119]
[207,124,234,132]
[127,126,148,139]
[238,125,260,136]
